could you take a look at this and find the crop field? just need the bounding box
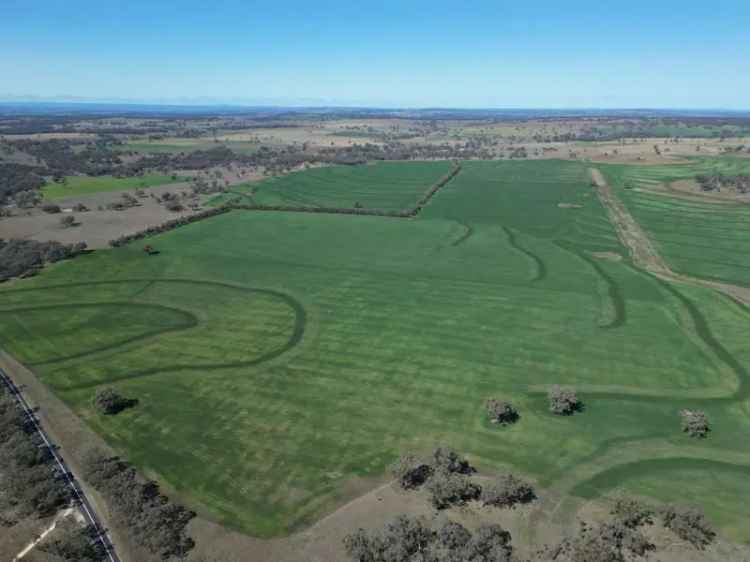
[43,174,186,199]
[1,160,749,542]
[210,160,453,211]
[601,161,750,286]
[118,139,261,155]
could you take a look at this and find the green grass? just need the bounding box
[210,160,453,211]
[1,159,749,540]
[600,160,750,286]
[43,174,186,199]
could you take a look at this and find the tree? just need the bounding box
[426,469,480,510]
[485,399,519,425]
[660,505,715,549]
[390,454,432,490]
[548,385,582,415]
[94,387,138,415]
[431,447,475,475]
[481,474,535,508]
[680,409,709,438]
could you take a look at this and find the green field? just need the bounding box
[2,159,750,541]
[210,160,453,210]
[601,160,750,286]
[119,139,261,156]
[43,174,186,199]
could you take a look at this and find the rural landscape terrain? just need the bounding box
[1,105,750,562]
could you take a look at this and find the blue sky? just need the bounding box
[2,0,749,108]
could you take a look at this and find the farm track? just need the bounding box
[590,168,750,306]
[0,278,308,390]
[501,226,546,282]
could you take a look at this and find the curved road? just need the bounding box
[0,366,121,562]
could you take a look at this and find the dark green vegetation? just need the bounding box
[83,450,195,559]
[601,159,750,286]
[0,384,70,525]
[210,160,454,211]
[0,159,749,543]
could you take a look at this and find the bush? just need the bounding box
[73,203,90,212]
[548,385,582,415]
[660,505,715,549]
[486,399,519,425]
[93,388,138,415]
[60,214,76,228]
[680,409,709,438]
[481,474,535,508]
[42,203,62,214]
[390,454,432,490]
[164,200,184,212]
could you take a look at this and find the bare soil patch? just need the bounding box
[668,179,750,204]
[590,251,623,261]
[557,203,583,209]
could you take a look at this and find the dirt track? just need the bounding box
[590,168,750,306]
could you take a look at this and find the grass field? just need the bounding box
[601,160,750,286]
[2,159,749,542]
[209,160,454,210]
[43,174,186,199]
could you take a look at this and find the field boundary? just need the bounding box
[109,162,462,248]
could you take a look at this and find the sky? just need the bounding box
[2,0,749,109]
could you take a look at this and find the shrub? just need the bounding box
[164,200,184,212]
[42,203,62,214]
[60,214,76,228]
[486,399,519,425]
[73,203,90,212]
[680,409,709,438]
[93,388,138,415]
[481,474,535,508]
[390,454,432,490]
[660,505,715,549]
[548,385,582,415]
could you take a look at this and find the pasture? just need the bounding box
[43,174,186,199]
[1,160,749,542]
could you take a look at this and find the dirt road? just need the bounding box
[590,168,750,306]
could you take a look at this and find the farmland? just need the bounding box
[42,174,186,199]
[210,160,454,211]
[2,158,749,548]
[601,160,750,286]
